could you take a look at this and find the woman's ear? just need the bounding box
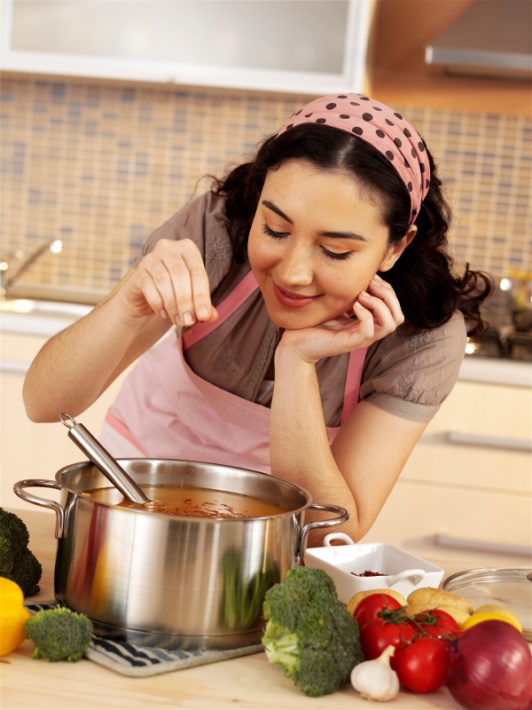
[378,226,417,272]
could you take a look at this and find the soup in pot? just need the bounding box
[83,484,288,518]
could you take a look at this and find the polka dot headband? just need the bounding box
[277,93,431,225]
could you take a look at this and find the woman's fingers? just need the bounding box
[130,239,216,325]
[163,253,197,326]
[180,246,217,324]
[139,255,179,317]
[367,275,405,325]
[352,298,376,340]
[355,278,404,338]
[356,291,395,337]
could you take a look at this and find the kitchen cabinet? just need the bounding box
[369,0,530,115]
[364,379,532,563]
[0,0,374,95]
[0,331,129,511]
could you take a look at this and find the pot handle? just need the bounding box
[13,479,65,539]
[298,503,349,560]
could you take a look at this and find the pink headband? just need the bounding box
[277,94,430,225]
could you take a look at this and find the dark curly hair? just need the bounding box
[212,124,492,340]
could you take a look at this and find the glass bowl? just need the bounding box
[443,567,532,641]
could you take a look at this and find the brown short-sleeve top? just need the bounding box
[136,191,467,426]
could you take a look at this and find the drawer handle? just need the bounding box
[0,359,30,374]
[435,533,532,558]
[447,430,532,452]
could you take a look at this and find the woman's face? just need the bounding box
[248,159,406,330]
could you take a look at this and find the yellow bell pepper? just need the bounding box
[0,577,32,656]
[461,604,523,633]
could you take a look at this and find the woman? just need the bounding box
[23,94,491,542]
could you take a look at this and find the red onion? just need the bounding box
[446,619,532,710]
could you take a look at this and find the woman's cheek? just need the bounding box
[247,229,272,274]
[328,270,366,311]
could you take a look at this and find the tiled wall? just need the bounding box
[1,77,530,303]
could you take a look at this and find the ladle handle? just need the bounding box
[60,413,150,505]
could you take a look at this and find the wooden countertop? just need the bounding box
[0,508,523,710]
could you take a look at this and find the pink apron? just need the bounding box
[100,271,366,473]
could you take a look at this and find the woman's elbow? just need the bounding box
[22,376,54,423]
[22,396,50,423]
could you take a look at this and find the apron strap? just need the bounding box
[341,347,367,425]
[182,270,258,350]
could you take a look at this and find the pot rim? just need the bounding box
[53,457,314,521]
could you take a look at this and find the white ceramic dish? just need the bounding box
[304,533,444,605]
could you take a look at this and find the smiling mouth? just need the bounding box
[273,283,319,309]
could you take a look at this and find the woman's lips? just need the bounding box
[273,282,319,309]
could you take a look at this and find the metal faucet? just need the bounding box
[0,239,62,299]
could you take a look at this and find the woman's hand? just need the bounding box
[122,238,218,326]
[23,238,218,421]
[279,275,403,363]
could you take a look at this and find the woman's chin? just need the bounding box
[268,309,352,331]
[262,291,353,330]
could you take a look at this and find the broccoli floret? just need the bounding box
[261,566,364,697]
[24,607,93,662]
[0,508,42,596]
[0,508,29,574]
[11,548,42,597]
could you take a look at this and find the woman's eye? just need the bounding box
[322,247,352,261]
[262,223,288,239]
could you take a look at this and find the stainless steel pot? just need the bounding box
[15,459,348,650]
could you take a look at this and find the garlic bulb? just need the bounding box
[350,645,399,702]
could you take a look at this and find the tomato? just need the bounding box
[352,593,403,631]
[359,614,416,660]
[391,636,449,693]
[412,609,460,643]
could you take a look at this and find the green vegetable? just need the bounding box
[220,548,280,629]
[261,566,364,697]
[24,607,93,662]
[0,508,42,597]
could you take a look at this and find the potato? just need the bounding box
[405,602,471,627]
[346,588,407,615]
[406,587,473,614]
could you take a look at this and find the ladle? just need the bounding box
[60,413,151,505]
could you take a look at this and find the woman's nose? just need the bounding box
[277,240,313,286]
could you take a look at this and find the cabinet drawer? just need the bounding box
[403,381,531,494]
[365,480,531,552]
[403,439,530,494]
[426,381,531,442]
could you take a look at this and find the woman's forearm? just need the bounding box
[270,343,361,542]
[22,293,167,422]
[23,238,218,423]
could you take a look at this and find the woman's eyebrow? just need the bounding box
[262,199,368,242]
[321,230,368,242]
[262,199,292,223]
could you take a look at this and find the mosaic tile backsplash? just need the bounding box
[1,77,530,307]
